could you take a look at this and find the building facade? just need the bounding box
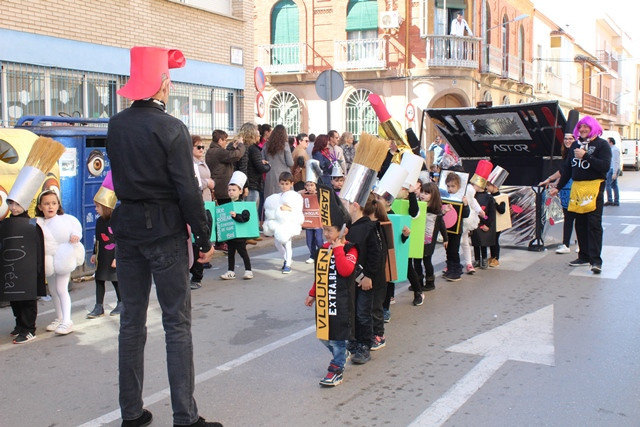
[0,0,256,137]
[254,0,535,154]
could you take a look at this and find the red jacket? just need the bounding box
[308,242,358,297]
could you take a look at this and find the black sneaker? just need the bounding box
[175,416,223,427]
[569,258,589,267]
[351,346,371,364]
[122,409,152,427]
[413,293,424,306]
[591,264,602,274]
[445,273,462,282]
[13,332,36,344]
[319,363,344,386]
[10,327,19,337]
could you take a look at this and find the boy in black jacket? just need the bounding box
[220,171,253,280]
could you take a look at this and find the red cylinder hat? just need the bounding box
[469,159,493,190]
[118,46,186,100]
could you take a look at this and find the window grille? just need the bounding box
[268,91,300,136]
[345,89,377,141]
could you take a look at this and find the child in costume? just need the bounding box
[419,182,448,291]
[220,171,253,280]
[2,136,63,343]
[88,171,122,318]
[36,189,84,335]
[3,199,46,344]
[442,171,470,282]
[330,163,345,195]
[300,178,323,265]
[460,183,482,274]
[470,160,497,269]
[304,186,357,386]
[486,166,509,267]
[263,171,304,274]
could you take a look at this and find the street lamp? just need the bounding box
[486,14,529,33]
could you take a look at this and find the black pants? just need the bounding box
[11,299,37,335]
[190,243,205,282]
[562,208,576,247]
[474,245,488,261]
[371,279,387,337]
[445,232,462,274]
[575,185,605,266]
[382,282,395,310]
[490,232,502,259]
[227,238,251,271]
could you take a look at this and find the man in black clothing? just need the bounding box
[549,115,611,274]
[107,46,219,427]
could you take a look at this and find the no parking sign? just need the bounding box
[405,103,416,122]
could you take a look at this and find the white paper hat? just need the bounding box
[331,162,344,177]
[400,152,424,189]
[229,171,247,189]
[306,159,321,183]
[373,163,408,204]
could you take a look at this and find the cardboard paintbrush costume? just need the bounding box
[1,137,66,343]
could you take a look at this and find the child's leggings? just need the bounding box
[48,273,72,324]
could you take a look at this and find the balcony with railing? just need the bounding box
[501,54,520,81]
[602,100,618,116]
[597,50,619,73]
[583,93,602,112]
[257,43,307,74]
[425,36,480,68]
[519,60,532,85]
[481,44,502,75]
[334,38,387,71]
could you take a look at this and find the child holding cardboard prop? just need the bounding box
[304,185,357,387]
[2,137,63,343]
[220,171,253,280]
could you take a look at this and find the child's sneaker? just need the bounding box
[220,271,236,280]
[555,244,570,254]
[243,271,253,280]
[371,335,386,351]
[305,258,314,264]
[480,259,489,269]
[445,272,462,282]
[282,265,292,274]
[413,293,424,306]
[46,319,61,332]
[319,364,344,387]
[383,309,391,323]
[87,304,104,319]
[466,264,476,274]
[488,257,499,267]
[13,332,36,344]
[10,327,19,337]
[54,321,73,335]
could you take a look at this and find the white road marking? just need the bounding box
[620,223,640,234]
[569,245,639,279]
[409,305,555,427]
[489,248,547,272]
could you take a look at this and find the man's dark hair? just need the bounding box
[309,133,316,142]
[297,133,308,141]
[608,137,616,145]
[212,129,228,143]
[328,130,339,139]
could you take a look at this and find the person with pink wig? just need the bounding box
[549,115,611,274]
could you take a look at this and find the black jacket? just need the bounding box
[247,144,271,191]
[346,216,383,280]
[106,100,211,252]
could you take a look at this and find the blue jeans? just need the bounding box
[116,233,199,425]
[321,339,347,370]
[305,228,323,259]
[605,168,619,203]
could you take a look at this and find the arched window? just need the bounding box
[502,95,510,105]
[483,90,493,102]
[483,2,491,71]
[268,91,300,136]
[501,14,509,77]
[345,89,377,140]
[271,0,299,67]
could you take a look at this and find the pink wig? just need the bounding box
[573,115,603,140]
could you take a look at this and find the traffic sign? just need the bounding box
[315,70,344,101]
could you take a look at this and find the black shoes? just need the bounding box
[591,264,602,274]
[87,304,104,319]
[174,416,223,426]
[122,409,152,427]
[569,258,589,267]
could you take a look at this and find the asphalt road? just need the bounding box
[1,171,640,427]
